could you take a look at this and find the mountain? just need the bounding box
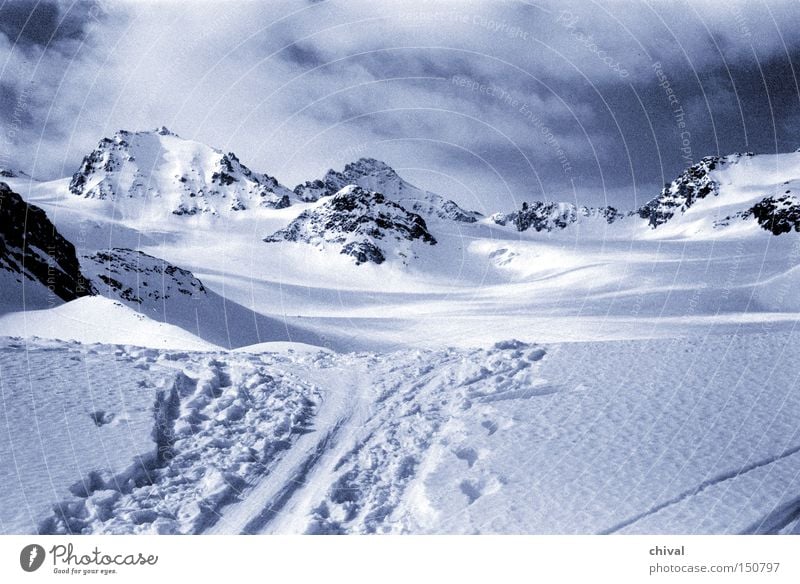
[637,152,800,236]
[0,168,29,179]
[68,127,294,218]
[637,155,726,228]
[0,182,93,312]
[82,248,207,305]
[293,157,482,223]
[490,201,624,232]
[265,185,436,265]
[484,152,800,237]
[81,247,332,348]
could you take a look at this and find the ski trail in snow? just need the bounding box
[257,365,376,534]
[601,443,800,534]
[206,359,370,535]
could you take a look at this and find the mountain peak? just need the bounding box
[292,157,481,223]
[341,157,397,177]
[69,129,292,215]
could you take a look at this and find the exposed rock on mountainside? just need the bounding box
[748,194,800,234]
[491,201,623,232]
[82,248,207,305]
[0,182,93,302]
[265,185,436,264]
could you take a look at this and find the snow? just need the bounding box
[3,145,800,534]
[0,297,217,351]
[3,330,800,535]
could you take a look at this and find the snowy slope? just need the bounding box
[81,247,334,349]
[638,152,800,238]
[0,297,216,350]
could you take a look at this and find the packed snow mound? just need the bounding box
[294,157,481,223]
[0,182,94,313]
[638,151,800,237]
[0,296,216,350]
[265,185,437,265]
[491,201,624,232]
[68,128,293,218]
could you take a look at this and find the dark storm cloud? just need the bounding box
[282,42,329,69]
[0,0,90,48]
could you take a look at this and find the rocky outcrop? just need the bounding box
[491,201,623,232]
[265,185,436,265]
[0,182,94,301]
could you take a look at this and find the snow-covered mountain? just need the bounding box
[265,185,437,264]
[294,157,482,223]
[0,182,93,312]
[482,152,800,238]
[82,248,207,305]
[490,201,624,232]
[69,127,294,218]
[636,152,800,237]
[637,155,724,228]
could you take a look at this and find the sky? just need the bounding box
[1,0,799,213]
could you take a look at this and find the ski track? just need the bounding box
[601,443,800,535]
[208,358,370,535]
[8,333,800,535]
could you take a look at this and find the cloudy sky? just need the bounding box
[1,0,799,212]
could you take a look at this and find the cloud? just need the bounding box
[1,0,799,211]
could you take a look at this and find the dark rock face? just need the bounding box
[265,185,436,265]
[82,248,207,305]
[637,156,745,228]
[492,202,623,232]
[748,195,800,234]
[512,201,578,232]
[0,182,94,301]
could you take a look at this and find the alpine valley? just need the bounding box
[2,128,800,535]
